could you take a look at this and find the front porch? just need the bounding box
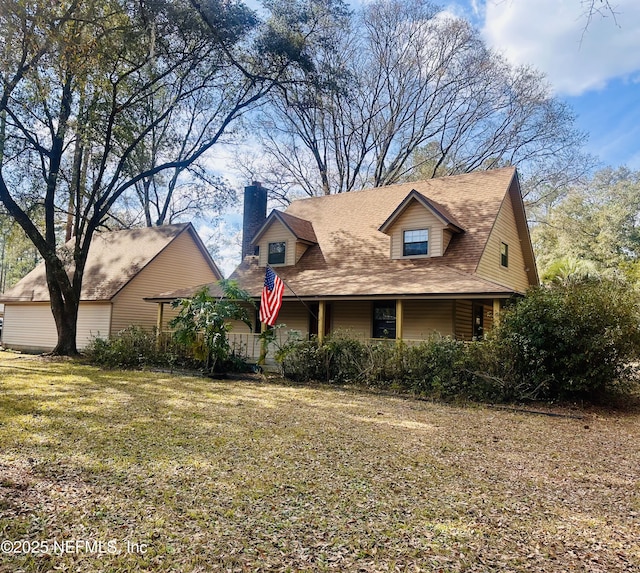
[224,297,506,364]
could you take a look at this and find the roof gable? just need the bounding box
[0,223,221,302]
[378,189,465,235]
[152,167,537,301]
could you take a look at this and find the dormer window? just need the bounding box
[268,241,286,265]
[403,229,429,256]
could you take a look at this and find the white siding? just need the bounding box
[3,302,111,351]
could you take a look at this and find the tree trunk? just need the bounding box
[45,259,80,356]
[50,303,79,355]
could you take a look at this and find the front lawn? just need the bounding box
[0,352,639,572]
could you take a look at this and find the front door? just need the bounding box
[373,301,396,339]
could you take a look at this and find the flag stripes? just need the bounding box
[259,267,284,326]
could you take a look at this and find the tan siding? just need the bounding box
[275,302,309,337]
[443,229,453,253]
[228,302,310,361]
[111,231,219,335]
[226,303,257,334]
[331,301,372,338]
[403,300,454,339]
[229,302,309,335]
[389,201,444,258]
[476,192,529,292]
[258,221,295,267]
[295,242,309,263]
[3,302,111,351]
[484,303,494,332]
[455,300,473,340]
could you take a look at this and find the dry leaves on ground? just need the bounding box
[0,352,639,572]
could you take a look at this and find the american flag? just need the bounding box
[259,267,284,326]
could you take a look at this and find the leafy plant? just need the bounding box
[170,280,255,373]
[84,325,193,370]
[492,278,640,400]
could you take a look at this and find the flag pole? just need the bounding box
[266,265,318,321]
[258,266,320,367]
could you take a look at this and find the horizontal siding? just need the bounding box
[476,192,529,293]
[484,303,494,332]
[275,302,309,338]
[257,221,295,267]
[403,300,454,339]
[3,302,111,351]
[442,229,453,253]
[331,301,372,338]
[111,230,220,335]
[228,302,310,362]
[295,242,309,263]
[228,301,309,337]
[390,201,443,258]
[455,300,473,341]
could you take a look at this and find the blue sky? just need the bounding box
[443,0,640,170]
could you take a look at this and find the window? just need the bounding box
[403,229,428,256]
[500,242,509,267]
[268,241,286,265]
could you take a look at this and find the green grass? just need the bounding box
[1,352,639,572]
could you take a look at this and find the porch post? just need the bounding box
[155,302,165,350]
[318,301,326,345]
[156,302,165,334]
[492,299,501,327]
[396,299,404,341]
[258,321,268,365]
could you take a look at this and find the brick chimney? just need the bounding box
[241,181,267,259]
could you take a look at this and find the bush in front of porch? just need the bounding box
[278,278,640,403]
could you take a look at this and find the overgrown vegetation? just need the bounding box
[84,326,196,370]
[169,281,255,373]
[490,278,640,400]
[85,282,255,373]
[279,279,640,402]
[84,278,640,403]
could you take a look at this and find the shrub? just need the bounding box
[278,280,640,404]
[278,332,483,397]
[170,281,254,373]
[84,326,193,369]
[492,278,640,400]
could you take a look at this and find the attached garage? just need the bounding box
[0,223,222,353]
[2,302,112,352]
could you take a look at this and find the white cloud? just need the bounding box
[481,0,640,95]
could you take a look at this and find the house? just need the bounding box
[0,223,222,352]
[149,167,538,358]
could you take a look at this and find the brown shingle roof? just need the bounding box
[0,223,219,302]
[253,210,318,244]
[154,167,530,301]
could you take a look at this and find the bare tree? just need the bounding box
[242,0,589,199]
[581,0,619,29]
